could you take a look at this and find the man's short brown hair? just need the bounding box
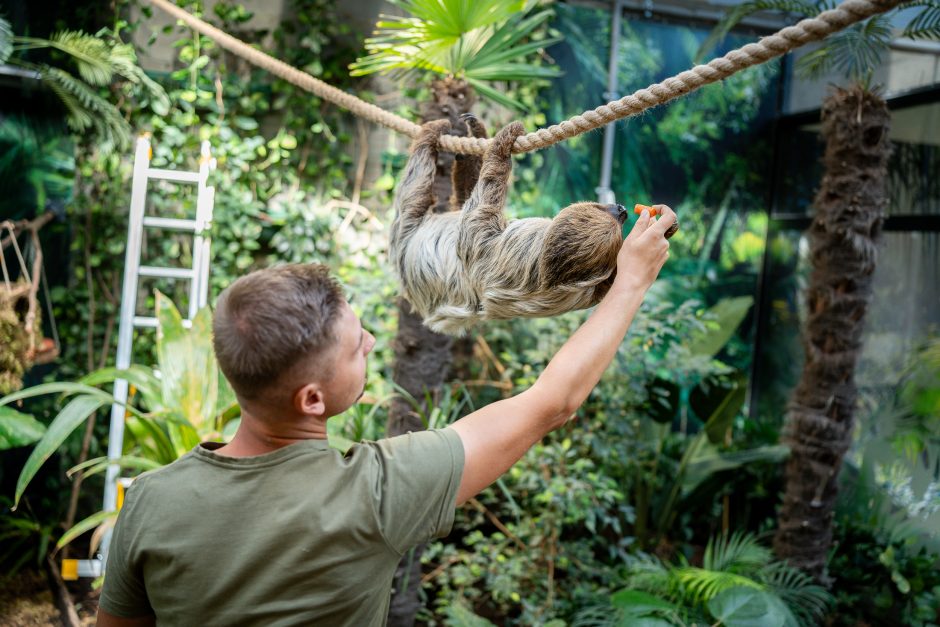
[212,263,345,400]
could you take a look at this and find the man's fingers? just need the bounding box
[630,209,652,237]
[650,205,677,236]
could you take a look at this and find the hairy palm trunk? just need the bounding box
[386,76,475,627]
[773,85,890,580]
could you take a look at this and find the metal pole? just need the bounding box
[596,0,624,205]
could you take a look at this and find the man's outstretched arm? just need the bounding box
[450,205,676,504]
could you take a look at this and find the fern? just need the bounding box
[761,562,833,625]
[41,66,131,151]
[15,31,113,86]
[0,17,11,65]
[673,566,764,604]
[702,531,773,574]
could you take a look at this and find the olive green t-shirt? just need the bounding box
[99,428,465,626]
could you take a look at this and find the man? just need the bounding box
[96,205,675,627]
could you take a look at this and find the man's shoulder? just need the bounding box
[123,450,204,498]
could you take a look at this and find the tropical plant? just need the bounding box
[352,3,561,622]
[0,16,168,153]
[702,0,937,580]
[350,0,560,110]
[1,293,238,552]
[577,532,832,627]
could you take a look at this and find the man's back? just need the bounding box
[100,430,464,626]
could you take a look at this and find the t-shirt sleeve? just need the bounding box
[367,428,465,555]
[98,482,154,618]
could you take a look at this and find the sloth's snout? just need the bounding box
[604,203,628,225]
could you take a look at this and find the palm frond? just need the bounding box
[351,0,558,108]
[0,17,12,65]
[796,16,892,82]
[40,66,130,152]
[702,531,773,575]
[17,31,114,86]
[673,566,763,604]
[901,0,940,39]
[761,562,833,624]
[697,0,815,62]
[390,0,526,39]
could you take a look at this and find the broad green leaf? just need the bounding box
[125,417,177,465]
[79,365,163,411]
[156,291,219,429]
[15,394,110,507]
[706,587,786,627]
[618,618,674,627]
[0,381,114,407]
[0,406,46,450]
[56,509,117,549]
[67,455,162,479]
[685,296,753,359]
[683,445,789,497]
[702,376,747,444]
[611,588,677,615]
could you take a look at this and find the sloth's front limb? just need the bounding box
[394,120,451,237]
[457,122,525,268]
[450,113,489,211]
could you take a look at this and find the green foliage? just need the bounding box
[0,116,74,219]
[701,0,940,85]
[606,533,831,627]
[351,0,561,109]
[6,21,167,153]
[0,406,45,450]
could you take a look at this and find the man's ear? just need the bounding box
[294,383,327,418]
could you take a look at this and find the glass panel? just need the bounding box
[773,100,940,217]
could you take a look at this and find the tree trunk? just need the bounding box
[773,85,890,581]
[386,76,476,627]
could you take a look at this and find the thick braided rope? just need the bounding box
[149,0,899,155]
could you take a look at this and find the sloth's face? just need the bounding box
[561,202,628,228]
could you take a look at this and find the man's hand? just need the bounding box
[449,204,676,504]
[614,204,676,293]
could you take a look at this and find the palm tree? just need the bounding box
[351,1,559,623]
[0,16,167,153]
[703,0,940,581]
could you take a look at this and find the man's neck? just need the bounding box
[215,410,329,457]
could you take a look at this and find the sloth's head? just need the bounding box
[540,202,625,288]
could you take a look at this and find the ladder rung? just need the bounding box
[142,217,198,231]
[138,266,195,280]
[134,316,192,329]
[147,168,201,184]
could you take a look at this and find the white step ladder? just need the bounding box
[67,135,216,579]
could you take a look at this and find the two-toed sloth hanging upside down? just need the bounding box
[390,115,674,336]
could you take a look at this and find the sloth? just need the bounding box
[390,115,644,335]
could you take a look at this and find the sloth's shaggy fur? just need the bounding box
[390,117,627,335]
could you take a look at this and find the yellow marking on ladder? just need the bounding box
[61,559,79,581]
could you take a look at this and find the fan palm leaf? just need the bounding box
[350,0,560,109]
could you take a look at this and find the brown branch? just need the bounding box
[420,553,464,584]
[467,497,526,551]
